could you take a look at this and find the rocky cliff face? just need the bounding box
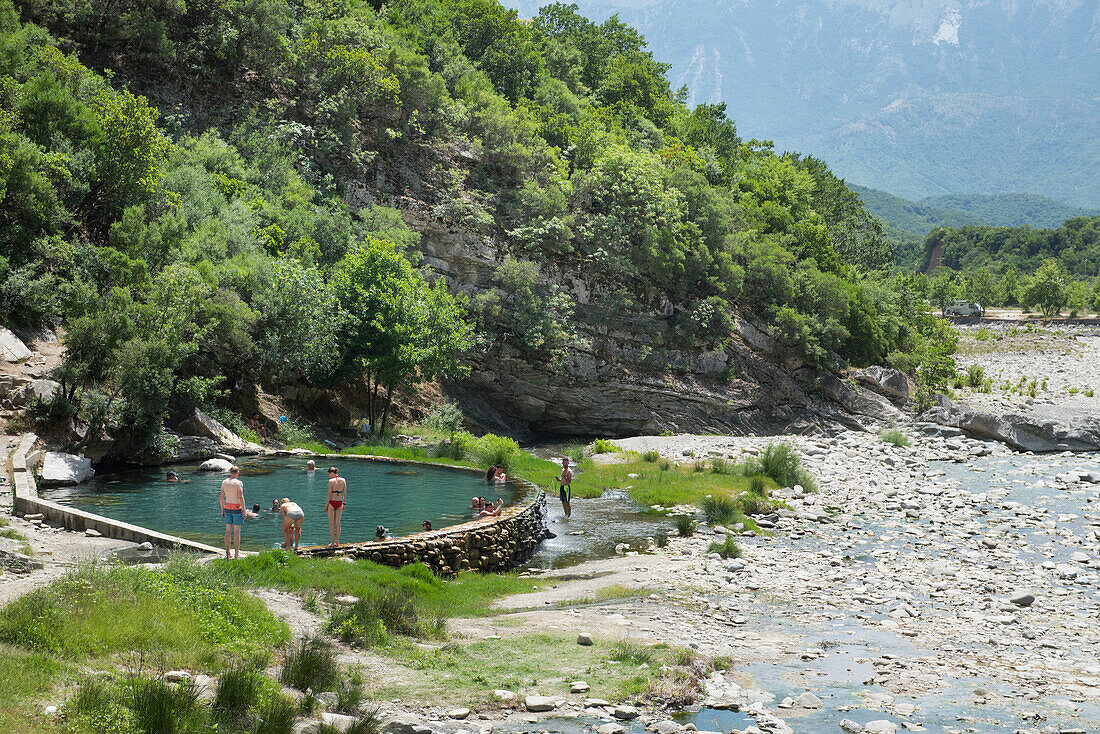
[401,206,903,440]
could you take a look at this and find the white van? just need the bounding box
[944,300,984,317]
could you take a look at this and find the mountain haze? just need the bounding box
[506,0,1100,208]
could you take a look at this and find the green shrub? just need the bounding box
[335,678,364,714]
[966,364,985,387]
[673,515,695,537]
[423,402,464,437]
[470,434,521,471]
[952,373,967,390]
[709,457,733,475]
[706,535,742,559]
[1086,388,1094,397]
[1068,386,1080,394]
[278,416,320,448]
[738,493,772,516]
[591,439,618,454]
[759,443,800,487]
[699,496,738,526]
[879,429,910,447]
[641,450,660,463]
[280,637,339,693]
[974,327,991,342]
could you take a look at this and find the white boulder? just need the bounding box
[0,327,32,362]
[38,452,94,487]
[198,458,233,472]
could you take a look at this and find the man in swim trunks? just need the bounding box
[277,497,305,551]
[558,457,573,518]
[219,466,246,559]
[325,466,346,546]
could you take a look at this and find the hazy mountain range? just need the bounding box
[506,0,1100,208]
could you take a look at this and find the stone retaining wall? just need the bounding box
[7,433,222,555]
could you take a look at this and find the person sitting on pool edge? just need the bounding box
[376,525,389,540]
[325,466,346,546]
[478,499,504,518]
[277,498,305,551]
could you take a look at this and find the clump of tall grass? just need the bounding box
[280,637,340,692]
[757,442,816,491]
[214,662,264,724]
[328,589,444,647]
[610,641,653,665]
[707,535,742,559]
[641,450,660,463]
[673,515,695,537]
[879,428,911,447]
[966,364,985,387]
[563,443,586,463]
[700,496,739,526]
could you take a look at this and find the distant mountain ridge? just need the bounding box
[852,187,1100,238]
[505,0,1100,208]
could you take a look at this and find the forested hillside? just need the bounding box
[0,0,954,454]
[920,217,1100,316]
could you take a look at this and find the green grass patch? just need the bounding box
[216,551,533,621]
[388,634,690,706]
[568,457,759,507]
[0,646,65,734]
[590,439,619,454]
[0,525,33,556]
[0,557,287,669]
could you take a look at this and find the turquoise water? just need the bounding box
[46,457,517,550]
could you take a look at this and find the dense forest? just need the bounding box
[0,0,956,456]
[920,217,1100,316]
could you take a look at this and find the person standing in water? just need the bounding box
[558,457,573,518]
[277,498,305,551]
[325,466,346,546]
[219,466,246,559]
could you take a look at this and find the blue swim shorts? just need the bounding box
[224,508,244,526]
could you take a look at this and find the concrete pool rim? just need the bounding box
[7,436,548,567]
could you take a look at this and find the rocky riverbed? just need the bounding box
[597,429,1100,734]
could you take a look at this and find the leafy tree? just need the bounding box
[1020,258,1069,317]
[928,269,959,314]
[253,258,341,384]
[332,238,474,434]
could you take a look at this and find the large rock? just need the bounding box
[0,327,32,362]
[382,716,433,734]
[819,374,903,422]
[524,695,560,712]
[856,366,910,402]
[179,408,263,454]
[38,452,94,487]
[11,379,61,407]
[197,458,233,472]
[920,404,1100,452]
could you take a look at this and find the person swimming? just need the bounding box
[478,499,504,517]
[245,502,261,519]
[166,471,179,482]
[376,524,389,540]
[422,520,432,532]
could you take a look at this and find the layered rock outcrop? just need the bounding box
[403,207,903,439]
